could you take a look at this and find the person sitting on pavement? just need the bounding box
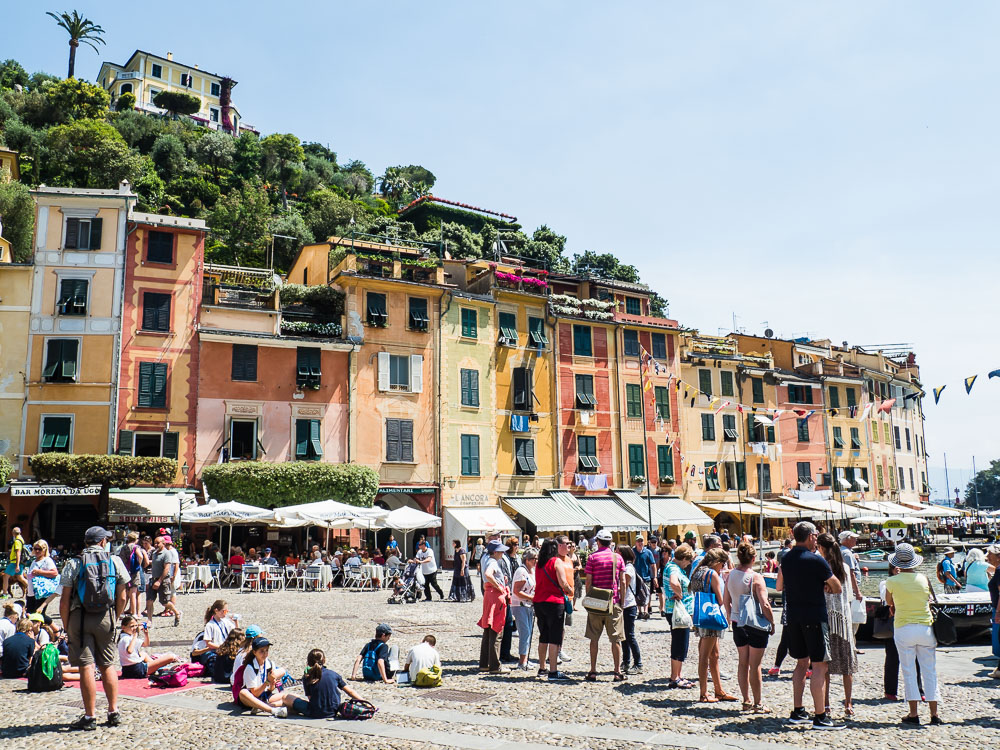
[290,648,363,717]
[1,618,35,678]
[235,636,293,717]
[118,614,179,679]
[230,626,263,685]
[213,627,246,684]
[352,623,398,684]
[201,599,239,666]
[404,634,442,685]
[0,602,21,655]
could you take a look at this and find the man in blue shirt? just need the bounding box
[632,536,657,620]
[940,547,962,593]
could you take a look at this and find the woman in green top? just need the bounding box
[663,544,695,689]
[884,543,941,726]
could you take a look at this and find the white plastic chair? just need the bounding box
[301,566,322,591]
[178,567,197,594]
[207,565,222,590]
[240,564,260,593]
[264,566,284,592]
[345,563,363,590]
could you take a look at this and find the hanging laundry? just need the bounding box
[510,414,530,432]
[877,398,896,413]
[580,410,591,426]
[858,403,872,420]
[577,473,608,491]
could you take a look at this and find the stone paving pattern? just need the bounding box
[2,579,998,749]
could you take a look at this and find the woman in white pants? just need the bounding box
[884,544,941,726]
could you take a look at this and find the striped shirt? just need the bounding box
[584,547,624,602]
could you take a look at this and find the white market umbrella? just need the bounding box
[180,500,275,557]
[382,507,441,559]
[273,500,387,549]
[910,504,964,518]
[850,515,889,524]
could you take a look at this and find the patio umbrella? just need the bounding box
[180,500,274,556]
[383,507,442,559]
[273,500,388,549]
[850,515,889,524]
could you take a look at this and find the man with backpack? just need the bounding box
[351,623,399,684]
[58,526,129,731]
[2,526,28,599]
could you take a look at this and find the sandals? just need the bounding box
[676,678,695,689]
[741,702,754,712]
[844,703,855,717]
[585,672,597,682]
[613,672,626,682]
[698,695,719,703]
[753,704,772,714]
[715,692,739,702]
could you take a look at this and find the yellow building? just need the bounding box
[678,333,780,534]
[0,147,20,182]
[98,50,247,132]
[0,260,32,470]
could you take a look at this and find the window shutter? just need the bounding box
[65,219,80,249]
[158,294,171,330]
[153,363,167,407]
[525,368,534,407]
[142,296,156,330]
[62,340,78,379]
[295,419,310,459]
[409,354,423,393]
[377,352,390,391]
[89,218,103,250]
[43,340,60,379]
[470,436,480,476]
[386,419,400,462]
[163,431,179,460]
[525,438,536,471]
[767,425,775,443]
[309,419,323,460]
[470,369,479,406]
[513,368,527,409]
[117,429,134,456]
[138,362,153,407]
[400,419,413,462]
[460,369,469,404]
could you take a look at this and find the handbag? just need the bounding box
[540,562,572,615]
[872,604,894,640]
[671,598,693,629]
[693,569,729,630]
[31,573,58,599]
[930,590,957,645]
[634,575,650,609]
[582,586,614,616]
[735,573,769,631]
[850,597,868,625]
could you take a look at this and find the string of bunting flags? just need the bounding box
[931,368,1000,405]
[636,344,902,422]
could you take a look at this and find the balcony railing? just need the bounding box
[116,71,141,80]
[203,283,277,310]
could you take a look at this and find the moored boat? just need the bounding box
[856,549,891,571]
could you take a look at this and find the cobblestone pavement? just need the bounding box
[2,578,998,749]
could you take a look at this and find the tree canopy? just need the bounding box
[966,459,1000,509]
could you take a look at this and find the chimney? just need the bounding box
[194,64,199,70]
[167,52,173,61]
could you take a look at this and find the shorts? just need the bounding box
[732,624,769,649]
[585,604,625,643]
[534,601,566,646]
[695,626,724,639]
[292,697,310,715]
[66,609,117,669]
[785,621,831,663]
[4,563,20,577]
[148,581,174,605]
[121,661,149,679]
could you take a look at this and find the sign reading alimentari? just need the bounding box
[10,485,102,497]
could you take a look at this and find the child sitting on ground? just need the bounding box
[233,636,294,718]
[403,634,442,685]
[118,615,179,679]
[213,627,245,684]
[351,623,398,684]
[290,648,363,718]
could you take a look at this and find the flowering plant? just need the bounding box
[281,320,343,337]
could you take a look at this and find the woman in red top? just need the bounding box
[533,537,574,681]
[228,547,245,567]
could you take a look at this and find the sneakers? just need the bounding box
[628,665,644,675]
[901,715,920,726]
[767,667,780,677]
[272,707,288,718]
[489,666,511,675]
[812,713,845,730]
[558,652,571,662]
[106,711,121,727]
[990,667,1000,679]
[547,671,571,681]
[787,707,811,726]
[69,715,97,731]
[930,716,943,726]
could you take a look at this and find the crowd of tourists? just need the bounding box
[2,517,994,734]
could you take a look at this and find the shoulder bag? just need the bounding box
[930,589,957,645]
[582,553,620,616]
[734,571,769,631]
[541,561,572,615]
[871,604,894,640]
[693,569,729,630]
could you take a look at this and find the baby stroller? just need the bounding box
[387,561,422,604]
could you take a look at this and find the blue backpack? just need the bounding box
[361,641,382,680]
[76,548,118,613]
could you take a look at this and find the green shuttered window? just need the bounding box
[138,362,167,408]
[461,434,480,476]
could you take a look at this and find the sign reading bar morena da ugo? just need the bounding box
[11,484,102,497]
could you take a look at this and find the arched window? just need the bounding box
[120,83,133,95]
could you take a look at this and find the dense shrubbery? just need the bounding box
[279,283,344,321]
[28,454,178,487]
[0,455,12,486]
[201,462,379,508]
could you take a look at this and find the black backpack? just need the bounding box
[27,644,63,692]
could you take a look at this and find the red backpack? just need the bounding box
[231,663,248,704]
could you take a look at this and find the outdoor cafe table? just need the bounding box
[316,564,334,588]
[360,563,384,588]
[187,565,213,588]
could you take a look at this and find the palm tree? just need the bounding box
[46,10,106,79]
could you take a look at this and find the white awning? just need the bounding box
[908,503,962,518]
[698,503,792,520]
[108,490,197,524]
[502,493,597,532]
[783,495,866,519]
[576,496,647,531]
[444,507,519,538]
[857,500,923,516]
[643,495,714,527]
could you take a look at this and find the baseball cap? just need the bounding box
[375,623,393,636]
[162,535,173,545]
[838,530,858,542]
[596,529,613,542]
[84,526,112,544]
[264,548,272,553]
[684,531,696,539]
[28,612,44,622]
[486,540,509,553]
[245,625,264,638]
[251,636,271,649]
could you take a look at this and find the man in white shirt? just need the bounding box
[413,540,443,601]
[838,530,864,647]
[403,634,441,683]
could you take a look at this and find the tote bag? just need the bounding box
[693,569,728,631]
[734,573,769,631]
[671,599,693,629]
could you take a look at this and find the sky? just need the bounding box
[7,2,999,500]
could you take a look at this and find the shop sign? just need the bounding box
[109,515,173,524]
[11,484,101,497]
[448,493,492,507]
[379,487,436,495]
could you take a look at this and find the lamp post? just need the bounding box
[178,462,189,545]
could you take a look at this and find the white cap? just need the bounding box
[838,530,858,542]
[595,529,613,542]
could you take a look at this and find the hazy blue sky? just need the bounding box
[9,2,999,500]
